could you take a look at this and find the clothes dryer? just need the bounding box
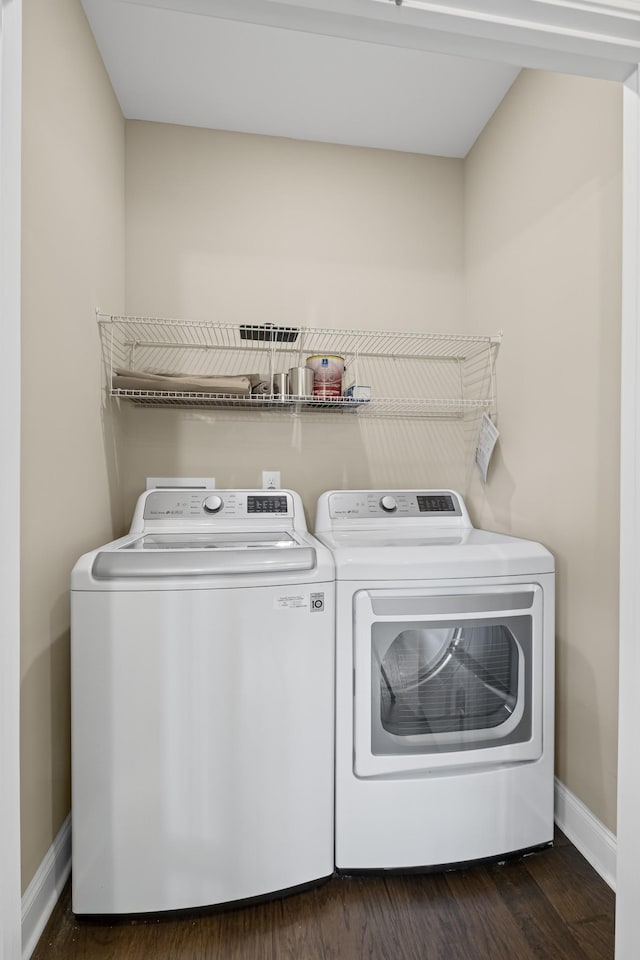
[71,487,334,915]
[314,489,554,871]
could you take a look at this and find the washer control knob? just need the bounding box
[203,494,223,514]
[380,496,398,513]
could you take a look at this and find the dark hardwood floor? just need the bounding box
[32,830,614,960]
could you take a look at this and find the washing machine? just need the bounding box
[71,486,334,915]
[314,489,555,872]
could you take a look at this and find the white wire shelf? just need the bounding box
[98,314,502,420]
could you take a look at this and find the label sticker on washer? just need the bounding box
[275,594,307,609]
[310,592,325,612]
[275,592,325,611]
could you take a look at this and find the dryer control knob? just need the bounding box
[380,496,398,513]
[203,494,223,514]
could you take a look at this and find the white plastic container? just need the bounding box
[345,384,371,401]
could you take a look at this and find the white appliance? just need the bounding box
[314,489,555,871]
[71,487,334,915]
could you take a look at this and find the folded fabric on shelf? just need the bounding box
[250,378,272,395]
[112,368,253,395]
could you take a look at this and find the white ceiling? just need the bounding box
[80,0,521,158]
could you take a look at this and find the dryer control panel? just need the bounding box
[326,491,463,520]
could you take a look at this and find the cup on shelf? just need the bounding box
[272,372,288,396]
[288,366,314,397]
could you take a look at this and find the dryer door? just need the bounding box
[353,585,544,777]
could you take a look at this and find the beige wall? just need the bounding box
[122,123,466,523]
[20,0,125,889]
[464,70,622,830]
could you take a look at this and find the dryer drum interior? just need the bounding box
[372,616,533,754]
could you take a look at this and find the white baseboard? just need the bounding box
[21,815,71,960]
[554,778,616,890]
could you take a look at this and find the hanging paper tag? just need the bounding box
[475,414,499,482]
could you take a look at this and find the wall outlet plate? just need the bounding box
[262,471,281,490]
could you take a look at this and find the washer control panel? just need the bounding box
[328,491,463,519]
[143,490,293,520]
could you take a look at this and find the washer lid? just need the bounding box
[121,531,297,550]
[315,527,554,579]
[91,530,316,579]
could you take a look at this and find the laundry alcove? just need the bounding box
[7,3,640,959]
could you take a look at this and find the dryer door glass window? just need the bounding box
[371,615,532,755]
